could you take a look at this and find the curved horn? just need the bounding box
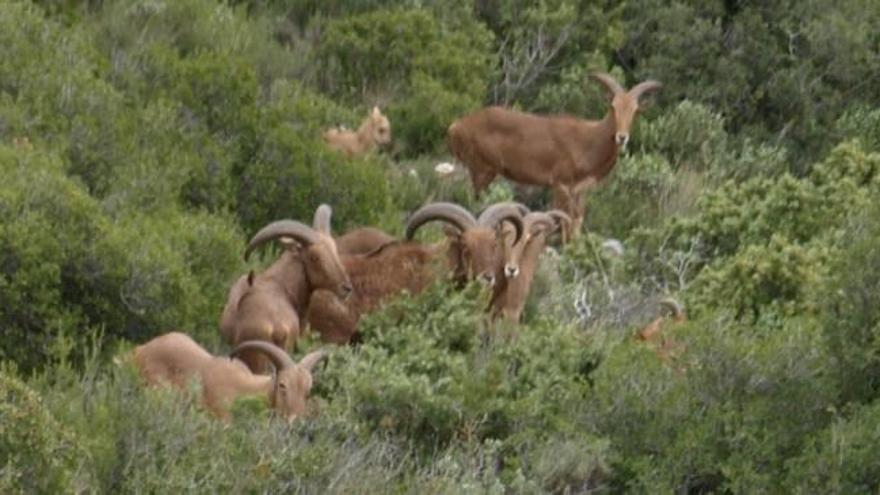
[590,73,625,96]
[298,349,328,372]
[659,298,684,320]
[405,202,478,240]
[524,212,556,236]
[230,341,295,371]
[244,220,320,261]
[628,80,662,100]
[313,204,333,235]
[478,203,525,244]
[546,209,572,231]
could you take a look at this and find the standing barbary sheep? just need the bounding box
[447,73,661,238]
[307,202,525,344]
[323,106,392,157]
[219,205,351,374]
[491,210,571,322]
[133,332,327,422]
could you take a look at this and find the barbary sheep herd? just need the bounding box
[135,73,684,421]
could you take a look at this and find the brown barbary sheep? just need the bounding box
[307,202,525,344]
[491,210,571,322]
[335,226,396,256]
[636,298,687,366]
[323,106,392,157]
[219,204,351,373]
[447,73,661,238]
[133,332,327,422]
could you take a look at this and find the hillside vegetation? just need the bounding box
[2,0,880,492]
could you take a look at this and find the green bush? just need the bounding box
[0,145,243,370]
[785,401,880,493]
[586,316,834,492]
[316,7,493,155]
[0,371,90,493]
[237,81,393,234]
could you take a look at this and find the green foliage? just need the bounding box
[0,371,90,493]
[0,144,243,370]
[317,7,493,154]
[587,316,834,492]
[237,81,394,234]
[785,401,880,493]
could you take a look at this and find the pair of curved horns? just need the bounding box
[230,341,328,372]
[659,298,684,319]
[591,73,662,100]
[405,202,525,244]
[244,204,334,260]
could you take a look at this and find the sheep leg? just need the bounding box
[551,185,579,240]
[470,168,497,197]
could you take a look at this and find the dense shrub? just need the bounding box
[316,7,493,155]
[237,81,394,234]
[0,371,90,493]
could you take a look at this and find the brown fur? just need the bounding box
[219,208,351,374]
[323,106,392,157]
[636,299,687,366]
[490,212,562,322]
[336,227,396,256]
[448,74,661,238]
[133,332,325,422]
[307,203,522,343]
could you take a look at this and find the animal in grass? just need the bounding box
[447,73,661,239]
[306,202,525,344]
[219,205,351,374]
[323,106,392,157]
[491,209,571,322]
[636,298,687,364]
[133,332,327,422]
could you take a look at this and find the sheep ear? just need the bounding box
[372,106,381,117]
[247,270,255,286]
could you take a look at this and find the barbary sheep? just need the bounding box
[636,298,687,365]
[133,332,327,422]
[307,202,525,343]
[219,204,351,373]
[335,227,396,256]
[323,106,392,157]
[491,210,571,322]
[447,73,661,238]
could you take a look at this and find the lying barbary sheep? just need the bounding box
[307,202,525,343]
[133,332,327,422]
[636,298,687,365]
[220,205,351,373]
[323,106,392,157]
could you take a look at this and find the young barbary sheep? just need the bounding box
[307,202,525,344]
[447,73,661,238]
[636,298,687,364]
[219,205,351,374]
[323,106,392,157]
[133,332,327,422]
[490,210,571,322]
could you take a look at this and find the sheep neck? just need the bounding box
[264,251,311,315]
[586,111,620,182]
[355,119,376,150]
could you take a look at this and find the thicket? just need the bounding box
[2,0,880,492]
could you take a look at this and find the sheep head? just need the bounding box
[244,205,353,299]
[591,73,662,149]
[366,106,392,147]
[406,202,524,287]
[501,210,566,279]
[230,341,327,422]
